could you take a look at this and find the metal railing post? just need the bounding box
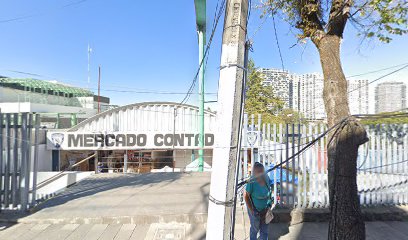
[124,150,128,173]
[94,151,99,174]
[31,114,39,206]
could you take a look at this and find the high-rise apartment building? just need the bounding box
[258,68,294,108]
[375,82,407,113]
[259,68,370,120]
[293,73,326,120]
[348,79,369,115]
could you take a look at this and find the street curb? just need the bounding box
[1,206,407,225]
[287,206,408,224]
[0,213,208,225]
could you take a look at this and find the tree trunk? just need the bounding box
[316,35,368,240]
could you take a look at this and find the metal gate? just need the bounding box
[239,114,408,208]
[0,113,40,211]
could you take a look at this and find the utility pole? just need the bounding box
[198,29,205,172]
[194,0,207,172]
[206,0,249,239]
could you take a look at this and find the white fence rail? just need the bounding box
[239,114,408,208]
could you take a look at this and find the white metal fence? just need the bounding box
[239,114,408,208]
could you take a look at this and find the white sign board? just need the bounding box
[47,132,215,150]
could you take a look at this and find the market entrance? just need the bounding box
[48,102,217,173]
[97,149,174,173]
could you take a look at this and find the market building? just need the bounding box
[0,77,112,128]
[46,102,217,172]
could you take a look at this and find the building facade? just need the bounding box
[294,73,326,120]
[348,79,369,115]
[258,68,294,108]
[0,77,111,128]
[259,68,370,120]
[375,82,407,113]
[47,102,217,172]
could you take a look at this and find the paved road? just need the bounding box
[1,221,408,239]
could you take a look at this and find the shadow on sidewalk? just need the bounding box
[0,172,187,228]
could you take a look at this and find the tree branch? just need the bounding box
[296,0,326,44]
[327,0,353,36]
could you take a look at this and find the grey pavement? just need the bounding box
[21,173,210,224]
[2,221,408,239]
[1,172,408,239]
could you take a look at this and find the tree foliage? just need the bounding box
[244,60,305,124]
[261,0,408,44]
[245,59,285,123]
[258,1,407,239]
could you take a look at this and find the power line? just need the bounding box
[179,0,226,105]
[348,64,408,94]
[358,179,408,193]
[272,13,285,71]
[358,158,408,171]
[346,62,408,78]
[1,71,218,95]
[0,0,89,24]
[235,112,408,189]
[4,61,407,102]
[247,12,270,41]
[236,116,349,188]
[306,64,408,115]
[92,88,218,95]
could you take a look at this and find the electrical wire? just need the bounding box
[348,64,408,94]
[305,64,408,116]
[0,0,90,24]
[236,115,350,188]
[4,61,407,104]
[346,62,408,78]
[358,178,408,193]
[179,0,226,105]
[235,112,407,189]
[358,158,408,171]
[272,13,285,71]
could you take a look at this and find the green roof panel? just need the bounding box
[0,78,93,97]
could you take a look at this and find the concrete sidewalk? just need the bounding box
[1,221,408,239]
[18,173,210,224]
[1,172,408,239]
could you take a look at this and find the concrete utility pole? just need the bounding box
[206,0,249,239]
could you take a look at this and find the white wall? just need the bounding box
[35,144,53,172]
[1,144,52,172]
[31,171,93,200]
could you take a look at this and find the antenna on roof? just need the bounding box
[87,44,93,89]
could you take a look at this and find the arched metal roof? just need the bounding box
[69,102,216,133]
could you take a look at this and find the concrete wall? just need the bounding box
[31,171,93,200]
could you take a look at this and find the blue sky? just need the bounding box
[0,0,407,109]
